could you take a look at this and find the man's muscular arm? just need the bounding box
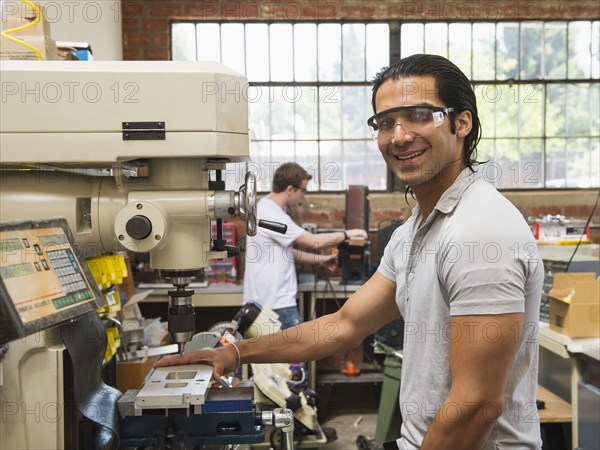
[420,313,523,450]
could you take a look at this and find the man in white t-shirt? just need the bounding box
[243,162,368,329]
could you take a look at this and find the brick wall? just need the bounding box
[122,0,600,61]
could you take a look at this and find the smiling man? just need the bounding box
[156,55,544,450]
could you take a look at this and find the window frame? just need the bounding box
[171,19,600,192]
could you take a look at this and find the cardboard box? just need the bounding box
[0,34,57,60]
[117,356,159,393]
[549,272,600,338]
[2,14,51,37]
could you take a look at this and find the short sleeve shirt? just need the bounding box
[378,168,544,449]
[243,198,305,309]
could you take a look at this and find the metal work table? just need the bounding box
[139,279,363,390]
[538,322,599,449]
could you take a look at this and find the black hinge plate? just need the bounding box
[122,122,166,140]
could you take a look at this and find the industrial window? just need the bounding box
[172,22,389,192]
[172,20,600,191]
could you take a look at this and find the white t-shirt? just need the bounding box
[378,168,544,449]
[243,198,305,310]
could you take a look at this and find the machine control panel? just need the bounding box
[0,219,104,345]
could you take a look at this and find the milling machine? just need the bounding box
[0,61,288,449]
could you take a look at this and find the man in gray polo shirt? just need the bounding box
[157,54,544,449]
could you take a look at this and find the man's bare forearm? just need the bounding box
[420,395,500,449]
[237,311,359,364]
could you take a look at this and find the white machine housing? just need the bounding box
[0,61,253,271]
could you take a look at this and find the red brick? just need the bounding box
[123,47,143,61]
[300,3,340,20]
[122,23,140,38]
[153,33,170,47]
[340,5,376,20]
[184,3,216,18]
[124,32,151,47]
[144,49,169,61]
[148,2,183,17]
[141,18,169,32]
[121,1,144,23]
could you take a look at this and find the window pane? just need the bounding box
[320,141,343,191]
[449,23,472,78]
[295,141,319,189]
[544,22,567,79]
[270,24,293,81]
[366,140,387,190]
[246,24,269,81]
[566,138,597,187]
[520,23,543,79]
[545,138,567,187]
[270,87,295,139]
[294,87,319,140]
[248,86,271,140]
[342,141,385,188]
[593,22,600,78]
[400,23,424,58]
[477,139,495,163]
[221,24,245,75]
[591,83,600,137]
[196,24,220,61]
[342,24,366,81]
[545,84,566,136]
[249,141,272,192]
[223,162,246,191]
[366,24,389,80]
[271,142,295,171]
[472,23,495,80]
[518,139,544,188]
[493,138,520,188]
[475,85,497,139]
[496,23,519,80]
[568,21,591,79]
[519,84,543,137]
[294,24,317,81]
[318,24,341,81]
[495,84,519,138]
[566,84,591,136]
[341,86,370,139]
[172,23,196,61]
[319,86,342,139]
[424,23,448,58]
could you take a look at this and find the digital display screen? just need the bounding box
[0,222,102,341]
[0,238,22,253]
[38,234,68,247]
[0,262,35,279]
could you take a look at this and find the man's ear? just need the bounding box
[455,110,472,138]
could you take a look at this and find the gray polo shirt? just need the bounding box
[378,168,544,449]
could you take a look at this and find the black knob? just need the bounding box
[126,215,152,240]
[258,219,287,234]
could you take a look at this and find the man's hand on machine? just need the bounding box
[153,345,239,382]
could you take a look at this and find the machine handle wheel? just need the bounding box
[239,172,257,236]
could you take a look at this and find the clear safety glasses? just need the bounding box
[367,105,454,141]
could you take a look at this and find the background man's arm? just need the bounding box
[294,229,367,250]
[420,313,524,450]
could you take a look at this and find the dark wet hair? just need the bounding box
[371,54,482,171]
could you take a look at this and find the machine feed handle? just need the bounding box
[258,219,287,234]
